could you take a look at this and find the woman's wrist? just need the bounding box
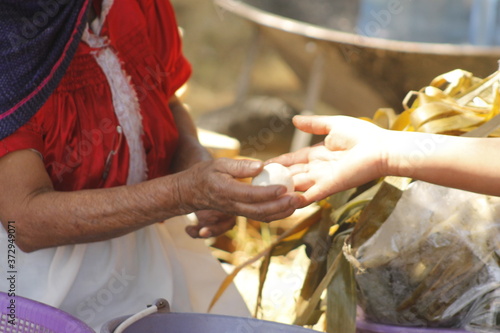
[163,168,199,215]
[382,130,442,180]
[377,129,410,179]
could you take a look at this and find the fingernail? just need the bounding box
[249,161,262,171]
[200,227,212,238]
[276,186,286,196]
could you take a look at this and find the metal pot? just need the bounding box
[215,0,500,117]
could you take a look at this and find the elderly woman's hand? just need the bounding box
[268,115,389,206]
[178,158,303,223]
[186,210,236,238]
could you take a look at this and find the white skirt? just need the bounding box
[0,215,250,331]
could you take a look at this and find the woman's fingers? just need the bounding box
[265,152,301,167]
[218,181,288,204]
[300,184,332,206]
[215,158,264,179]
[198,216,236,238]
[230,192,303,222]
[185,224,202,238]
[199,217,235,238]
[292,115,335,135]
[187,210,237,239]
[292,173,315,192]
[266,146,317,166]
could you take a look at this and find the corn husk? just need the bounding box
[208,204,322,313]
[366,68,500,137]
[326,231,357,333]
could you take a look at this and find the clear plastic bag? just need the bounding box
[344,181,500,332]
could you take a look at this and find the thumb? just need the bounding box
[217,158,264,178]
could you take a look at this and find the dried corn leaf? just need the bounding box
[487,82,500,118]
[330,200,370,228]
[270,229,310,257]
[208,205,322,312]
[462,113,500,138]
[420,86,457,103]
[417,112,485,134]
[390,109,414,131]
[327,188,357,210]
[292,185,381,328]
[295,208,333,318]
[409,102,460,129]
[327,232,357,333]
[490,128,500,137]
[254,207,323,318]
[410,101,489,129]
[349,176,411,251]
[372,108,397,129]
[429,69,474,97]
[294,250,342,326]
[395,67,500,138]
[403,90,419,110]
[330,182,382,226]
[254,251,272,317]
[456,70,500,106]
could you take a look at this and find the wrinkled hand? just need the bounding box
[186,210,236,239]
[180,158,303,222]
[268,115,389,206]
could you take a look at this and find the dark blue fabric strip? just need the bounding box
[0,0,90,140]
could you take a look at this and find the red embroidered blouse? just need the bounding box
[0,0,191,191]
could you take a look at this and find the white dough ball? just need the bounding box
[251,163,294,193]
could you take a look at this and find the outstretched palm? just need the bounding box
[270,116,388,205]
